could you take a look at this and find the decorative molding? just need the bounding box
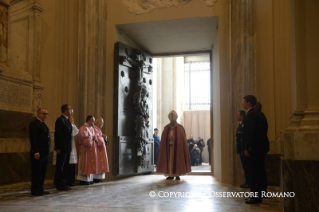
[32,2,43,13]
[32,83,43,116]
[122,0,218,14]
[122,0,192,15]
[10,0,22,5]
[203,0,218,7]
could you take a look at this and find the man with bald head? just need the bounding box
[93,117,109,183]
[156,110,191,180]
[29,108,51,196]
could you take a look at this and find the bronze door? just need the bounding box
[113,42,154,178]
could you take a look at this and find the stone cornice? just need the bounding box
[0,69,33,84]
[32,2,43,13]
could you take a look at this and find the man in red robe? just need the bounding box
[156,110,191,180]
[93,117,109,183]
[76,115,97,185]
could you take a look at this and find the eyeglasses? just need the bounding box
[41,113,49,115]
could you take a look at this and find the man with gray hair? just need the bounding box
[93,117,109,183]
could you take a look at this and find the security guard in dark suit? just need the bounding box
[242,95,268,204]
[29,108,51,196]
[54,104,73,191]
[236,110,250,188]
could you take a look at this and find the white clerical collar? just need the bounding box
[62,114,69,119]
[37,118,43,123]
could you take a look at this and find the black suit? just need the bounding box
[196,139,205,164]
[242,108,268,200]
[54,115,73,187]
[187,138,195,159]
[236,122,250,185]
[29,118,51,194]
[207,138,211,165]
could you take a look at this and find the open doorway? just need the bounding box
[115,16,218,176]
[152,53,212,173]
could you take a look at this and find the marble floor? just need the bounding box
[0,174,281,212]
[191,163,211,172]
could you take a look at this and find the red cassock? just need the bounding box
[156,123,191,176]
[77,124,98,175]
[94,126,109,174]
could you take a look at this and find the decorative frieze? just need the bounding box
[122,0,218,14]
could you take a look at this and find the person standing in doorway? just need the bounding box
[187,135,195,160]
[153,128,160,166]
[207,138,211,165]
[156,110,191,180]
[196,137,205,165]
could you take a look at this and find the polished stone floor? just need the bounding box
[0,174,281,212]
[191,163,211,172]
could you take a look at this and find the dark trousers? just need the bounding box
[30,153,48,193]
[68,164,75,185]
[154,149,159,165]
[247,152,268,200]
[239,153,250,185]
[54,151,70,187]
[192,158,200,165]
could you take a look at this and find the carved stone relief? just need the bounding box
[32,84,44,116]
[122,0,218,14]
[0,1,44,132]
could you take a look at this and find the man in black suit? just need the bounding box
[207,138,211,165]
[242,95,268,204]
[54,104,73,191]
[196,137,205,165]
[29,108,51,196]
[187,135,195,160]
[236,110,250,188]
[255,101,270,193]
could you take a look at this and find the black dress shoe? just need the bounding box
[42,191,50,195]
[80,181,90,185]
[240,184,250,188]
[175,176,180,180]
[245,198,262,204]
[93,179,102,183]
[166,177,174,180]
[31,191,43,196]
